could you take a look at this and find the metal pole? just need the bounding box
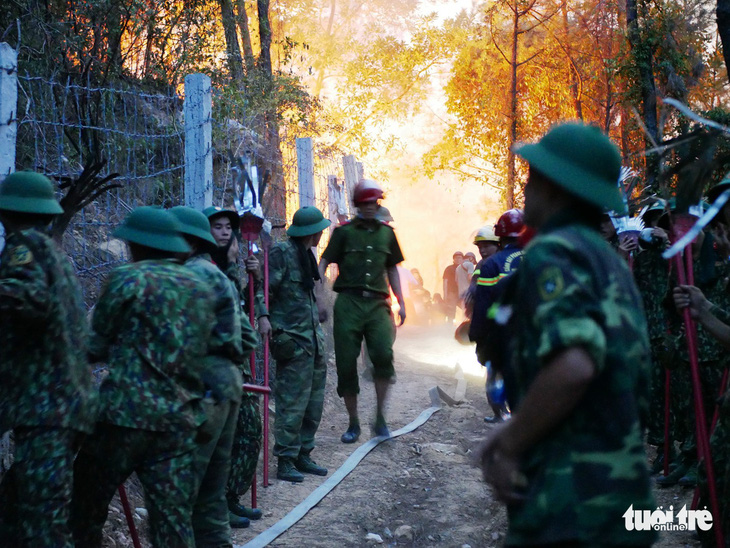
[263,247,270,487]
[118,485,142,548]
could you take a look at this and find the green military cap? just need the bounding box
[203,206,240,232]
[169,206,217,247]
[287,206,331,237]
[514,122,625,214]
[114,206,191,253]
[0,171,64,215]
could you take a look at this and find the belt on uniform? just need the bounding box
[340,288,388,300]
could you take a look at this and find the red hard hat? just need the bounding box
[353,179,384,204]
[494,208,524,238]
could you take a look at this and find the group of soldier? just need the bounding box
[7,119,730,548]
[0,166,406,547]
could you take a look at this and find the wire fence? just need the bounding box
[17,74,186,305]
[1,70,353,467]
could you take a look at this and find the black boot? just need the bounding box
[227,495,263,520]
[295,453,328,476]
[277,457,304,482]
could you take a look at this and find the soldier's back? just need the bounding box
[0,228,95,433]
[90,258,215,432]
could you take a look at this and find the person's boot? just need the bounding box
[227,495,263,520]
[656,462,689,487]
[229,512,250,528]
[678,464,698,487]
[650,446,679,475]
[341,422,361,444]
[295,453,328,476]
[373,414,390,438]
[277,457,304,482]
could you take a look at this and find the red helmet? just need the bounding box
[353,179,384,204]
[494,208,524,238]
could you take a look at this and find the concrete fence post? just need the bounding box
[296,137,314,208]
[184,73,213,210]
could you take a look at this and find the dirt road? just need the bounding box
[105,322,700,547]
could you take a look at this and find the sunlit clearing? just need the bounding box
[394,323,487,378]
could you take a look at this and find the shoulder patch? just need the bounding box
[8,245,33,267]
[537,265,564,301]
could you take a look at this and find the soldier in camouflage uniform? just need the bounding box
[269,207,330,482]
[202,206,265,525]
[0,171,97,547]
[70,207,215,548]
[673,281,730,545]
[478,123,656,547]
[320,179,406,443]
[170,206,259,542]
[632,202,675,470]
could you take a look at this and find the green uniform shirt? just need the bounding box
[89,259,215,432]
[268,238,324,354]
[499,213,656,546]
[322,217,404,296]
[0,228,96,433]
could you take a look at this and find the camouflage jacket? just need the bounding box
[186,253,257,402]
[633,246,671,343]
[322,217,404,297]
[497,213,656,546]
[222,261,265,378]
[0,228,96,433]
[89,259,215,432]
[268,238,324,355]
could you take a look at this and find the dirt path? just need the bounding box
[104,322,701,547]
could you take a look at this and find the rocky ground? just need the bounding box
[103,322,702,548]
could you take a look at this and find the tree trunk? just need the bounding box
[505,0,519,209]
[220,0,244,81]
[718,0,730,84]
[626,0,658,142]
[561,2,583,119]
[626,0,659,182]
[256,0,285,224]
[236,0,256,72]
[313,0,337,97]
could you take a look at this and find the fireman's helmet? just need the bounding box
[353,179,384,204]
[473,225,499,244]
[494,208,525,238]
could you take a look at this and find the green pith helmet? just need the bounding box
[203,206,240,232]
[514,122,625,214]
[114,206,191,253]
[0,171,64,215]
[287,206,331,237]
[169,206,217,247]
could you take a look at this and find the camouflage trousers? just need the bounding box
[192,396,241,548]
[0,426,79,547]
[226,392,261,498]
[678,363,724,465]
[272,343,326,458]
[71,423,197,548]
[698,396,730,547]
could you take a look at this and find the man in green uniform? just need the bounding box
[0,171,97,547]
[202,206,265,525]
[478,123,656,547]
[70,207,215,548]
[169,206,259,542]
[320,179,406,443]
[269,206,330,482]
